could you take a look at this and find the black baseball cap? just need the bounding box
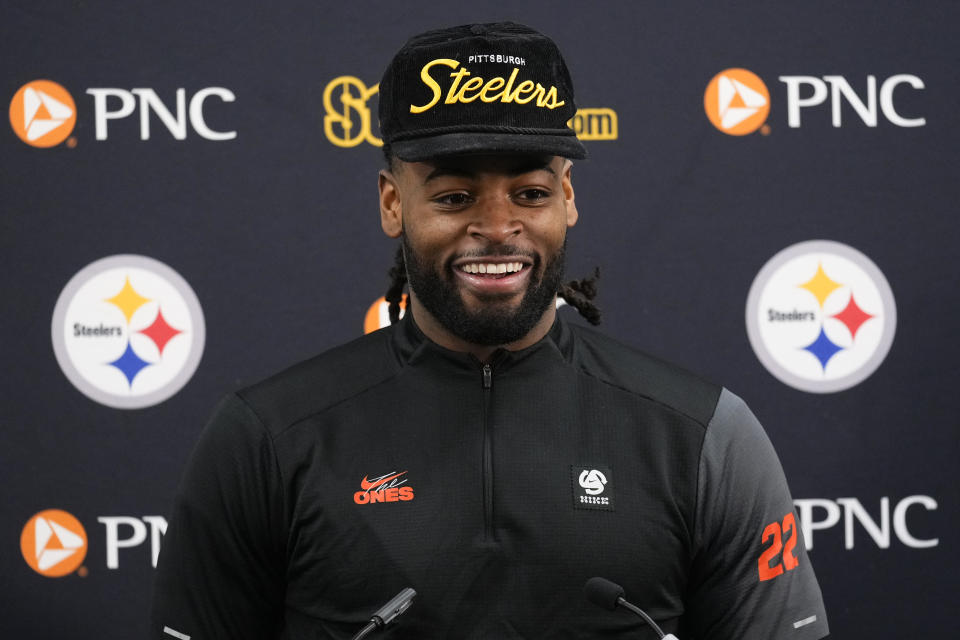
[379,22,587,161]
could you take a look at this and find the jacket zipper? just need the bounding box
[481,363,494,542]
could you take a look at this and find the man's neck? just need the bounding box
[407,293,557,363]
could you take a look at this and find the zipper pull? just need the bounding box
[482,364,492,389]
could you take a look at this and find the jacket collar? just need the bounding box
[390,307,574,372]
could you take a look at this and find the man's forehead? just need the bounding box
[402,154,562,182]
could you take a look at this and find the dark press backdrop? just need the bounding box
[2,1,957,637]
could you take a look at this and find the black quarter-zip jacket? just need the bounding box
[151,314,828,639]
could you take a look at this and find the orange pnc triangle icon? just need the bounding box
[703,68,770,136]
[20,509,89,577]
[9,80,77,147]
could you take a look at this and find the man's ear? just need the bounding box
[379,169,403,238]
[561,159,578,228]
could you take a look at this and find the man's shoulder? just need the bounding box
[566,323,723,428]
[235,326,402,435]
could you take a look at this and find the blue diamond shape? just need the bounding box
[802,327,844,371]
[107,340,152,387]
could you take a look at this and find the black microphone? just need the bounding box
[350,587,417,640]
[584,577,678,640]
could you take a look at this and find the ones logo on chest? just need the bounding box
[354,471,415,505]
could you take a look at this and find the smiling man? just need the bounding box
[379,153,576,360]
[152,22,828,640]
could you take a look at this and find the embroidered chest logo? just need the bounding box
[354,471,415,505]
[572,465,614,511]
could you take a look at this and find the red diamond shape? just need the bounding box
[830,292,875,341]
[138,307,183,356]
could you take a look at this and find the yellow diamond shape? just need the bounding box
[798,262,842,308]
[105,276,151,323]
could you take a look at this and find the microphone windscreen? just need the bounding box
[584,577,624,611]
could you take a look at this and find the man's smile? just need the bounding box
[456,261,526,275]
[452,256,535,296]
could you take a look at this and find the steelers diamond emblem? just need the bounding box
[51,255,205,409]
[746,240,896,393]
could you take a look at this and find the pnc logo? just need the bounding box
[8,81,236,146]
[322,75,618,148]
[703,68,770,136]
[51,255,205,409]
[354,471,415,504]
[21,509,88,577]
[794,495,938,550]
[9,80,77,147]
[705,68,925,134]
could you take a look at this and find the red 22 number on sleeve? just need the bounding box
[758,512,800,581]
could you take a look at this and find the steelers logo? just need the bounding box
[51,255,205,409]
[746,241,896,393]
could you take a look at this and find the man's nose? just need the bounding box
[467,196,521,243]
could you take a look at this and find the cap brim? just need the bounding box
[391,131,587,162]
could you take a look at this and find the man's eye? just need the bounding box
[516,188,550,202]
[434,193,473,206]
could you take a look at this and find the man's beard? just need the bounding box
[402,234,566,346]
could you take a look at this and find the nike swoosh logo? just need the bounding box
[360,471,407,492]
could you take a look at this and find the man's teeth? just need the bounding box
[460,262,524,275]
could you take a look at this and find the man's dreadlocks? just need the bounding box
[385,245,601,326]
